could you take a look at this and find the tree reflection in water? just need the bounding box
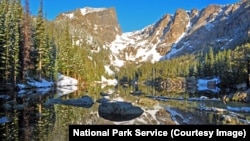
[0,83,249,141]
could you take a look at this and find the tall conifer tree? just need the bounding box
[34,0,46,80]
[0,0,8,84]
[20,0,32,80]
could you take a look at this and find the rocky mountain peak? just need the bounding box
[109,0,250,65]
[190,9,199,19]
[168,0,250,58]
[55,7,122,44]
[166,9,189,40]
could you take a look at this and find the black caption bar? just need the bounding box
[69,125,249,139]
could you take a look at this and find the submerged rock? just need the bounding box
[44,95,94,108]
[136,97,159,108]
[60,96,94,108]
[98,101,144,121]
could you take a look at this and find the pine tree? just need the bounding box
[0,0,8,84]
[34,0,47,80]
[3,1,13,84]
[57,20,72,76]
[20,0,32,80]
[10,0,22,87]
[0,0,22,87]
[196,61,204,78]
[46,35,57,81]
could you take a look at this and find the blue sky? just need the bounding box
[26,0,239,32]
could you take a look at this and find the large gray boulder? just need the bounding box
[98,101,144,121]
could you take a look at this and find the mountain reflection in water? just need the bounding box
[0,84,249,141]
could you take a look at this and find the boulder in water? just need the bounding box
[98,101,143,121]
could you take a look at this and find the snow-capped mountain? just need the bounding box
[54,0,250,69]
[109,0,250,65]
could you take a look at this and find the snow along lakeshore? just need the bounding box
[17,74,78,90]
[16,74,118,90]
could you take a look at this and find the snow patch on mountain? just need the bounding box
[163,46,184,60]
[63,13,74,19]
[61,7,107,20]
[80,7,107,16]
[109,30,162,67]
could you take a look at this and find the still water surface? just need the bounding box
[0,84,250,141]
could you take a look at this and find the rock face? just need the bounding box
[55,7,122,44]
[157,9,190,55]
[109,0,250,64]
[169,2,250,58]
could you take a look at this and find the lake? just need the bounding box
[0,83,250,140]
